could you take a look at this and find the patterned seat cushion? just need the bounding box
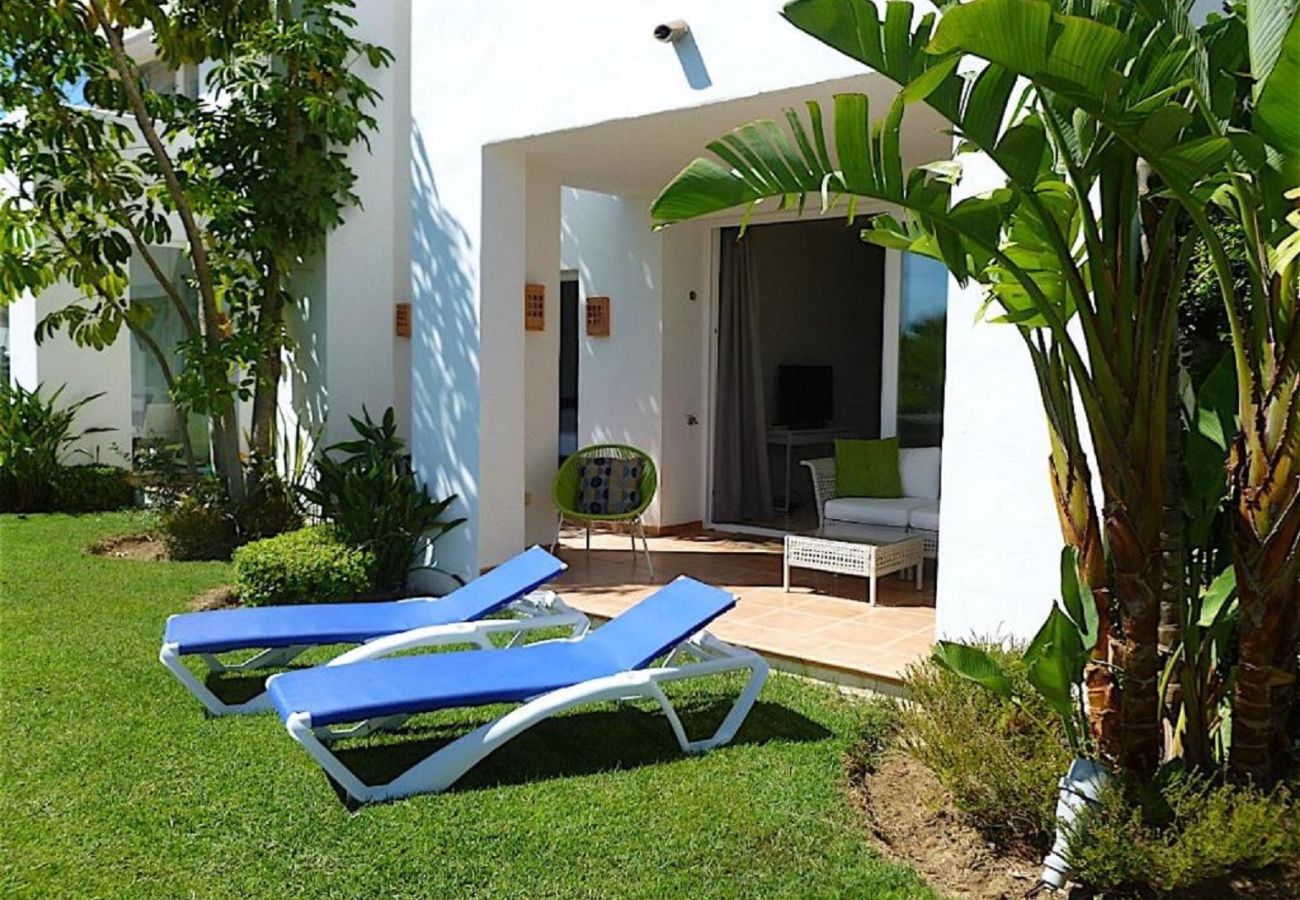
[577,456,643,516]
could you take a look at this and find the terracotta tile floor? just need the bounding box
[552,528,936,689]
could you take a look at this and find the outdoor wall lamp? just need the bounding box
[654,20,690,43]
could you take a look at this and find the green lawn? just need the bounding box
[0,512,934,898]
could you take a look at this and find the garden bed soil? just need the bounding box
[854,752,1300,900]
[188,585,240,611]
[855,752,1041,900]
[86,532,168,562]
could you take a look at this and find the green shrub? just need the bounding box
[233,526,376,606]
[896,645,1072,847]
[236,456,302,541]
[299,407,463,591]
[53,464,136,513]
[1069,776,1300,892]
[160,489,240,561]
[0,382,111,512]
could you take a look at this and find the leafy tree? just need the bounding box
[654,0,1298,779]
[0,0,392,501]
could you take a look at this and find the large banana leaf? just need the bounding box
[651,93,1081,327]
[1250,0,1300,169]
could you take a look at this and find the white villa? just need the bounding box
[5,0,1072,648]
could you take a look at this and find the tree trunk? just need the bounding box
[91,1,245,505]
[249,276,285,461]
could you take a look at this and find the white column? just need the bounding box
[523,168,562,545]
[934,146,1062,642]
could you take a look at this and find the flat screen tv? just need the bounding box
[777,365,833,427]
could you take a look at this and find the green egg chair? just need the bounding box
[550,443,657,576]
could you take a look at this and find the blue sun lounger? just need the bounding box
[266,576,769,804]
[160,546,585,716]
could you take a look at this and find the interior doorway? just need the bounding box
[710,219,886,531]
[557,274,580,464]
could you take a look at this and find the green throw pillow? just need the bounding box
[835,438,903,498]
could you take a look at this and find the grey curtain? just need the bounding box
[713,235,772,522]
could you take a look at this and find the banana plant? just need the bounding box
[904,0,1300,779]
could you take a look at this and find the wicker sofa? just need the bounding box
[801,447,941,557]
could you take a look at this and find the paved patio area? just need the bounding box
[553,528,936,690]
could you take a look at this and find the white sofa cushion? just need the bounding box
[907,501,940,532]
[899,447,942,500]
[824,496,927,528]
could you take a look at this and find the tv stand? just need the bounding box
[766,425,862,513]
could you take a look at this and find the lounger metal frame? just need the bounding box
[274,630,770,804]
[159,590,589,717]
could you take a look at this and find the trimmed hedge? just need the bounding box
[53,465,136,513]
[233,526,375,606]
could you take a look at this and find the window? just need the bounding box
[897,253,948,446]
[129,249,206,459]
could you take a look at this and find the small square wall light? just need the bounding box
[394,302,412,337]
[586,296,610,336]
[524,283,545,331]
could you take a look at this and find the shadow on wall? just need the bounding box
[282,255,329,458]
[410,124,479,586]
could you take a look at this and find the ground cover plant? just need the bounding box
[0,511,935,898]
[897,647,1071,849]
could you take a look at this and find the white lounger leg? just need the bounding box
[277,632,769,805]
[162,592,590,717]
[159,641,283,716]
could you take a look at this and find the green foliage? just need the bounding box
[1068,775,1300,892]
[0,0,394,495]
[931,547,1097,755]
[159,485,239,561]
[232,525,374,606]
[237,455,303,541]
[898,644,1072,847]
[299,407,464,591]
[52,464,135,513]
[0,381,113,512]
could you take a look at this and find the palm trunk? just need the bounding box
[1230,427,1300,778]
[1048,439,1118,757]
[1158,357,1186,727]
[1105,501,1165,775]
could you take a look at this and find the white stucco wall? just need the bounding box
[317,0,410,446]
